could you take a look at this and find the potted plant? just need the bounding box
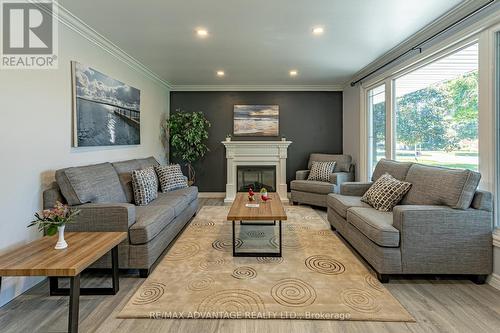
[225,134,232,142]
[28,201,80,249]
[165,109,211,184]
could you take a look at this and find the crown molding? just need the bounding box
[171,85,343,92]
[49,2,172,89]
[348,0,494,85]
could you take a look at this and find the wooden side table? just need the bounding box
[0,232,127,333]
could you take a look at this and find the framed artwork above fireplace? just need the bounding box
[233,104,279,136]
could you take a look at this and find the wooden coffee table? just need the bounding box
[0,232,126,333]
[227,192,287,257]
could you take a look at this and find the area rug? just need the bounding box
[119,206,414,321]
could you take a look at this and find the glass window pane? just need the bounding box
[394,43,479,171]
[368,85,386,173]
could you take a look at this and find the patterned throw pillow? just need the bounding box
[361,173,412,212]
[131,167,158,206]
[307,161,337,182]
[155,164,188,192]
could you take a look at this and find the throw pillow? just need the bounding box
[155,164,188,192]
[131,167,158,206]
[307,161,337,182]
[361,173,412,212]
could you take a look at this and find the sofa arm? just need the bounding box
[329,172,354,185]
[66,203,136,232]
[296,170,310,180]
[393,205,493,274]
[339,182,372,196]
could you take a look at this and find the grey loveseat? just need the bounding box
[327,159,493,283]
[290,154,355,207]
[43,157,198,277]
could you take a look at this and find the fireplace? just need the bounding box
[237,166,276,192]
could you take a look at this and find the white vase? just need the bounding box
[55,225,68,250]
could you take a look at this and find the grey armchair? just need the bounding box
[290,154,355,207]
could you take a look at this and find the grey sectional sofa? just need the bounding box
[290,154,355,207]
[43,157,198,277]
[327,159,493,283]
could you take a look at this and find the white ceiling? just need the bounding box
[61,0,464,87]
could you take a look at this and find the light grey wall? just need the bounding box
[0,22,169,306]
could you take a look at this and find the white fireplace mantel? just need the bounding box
[222,140,292,203]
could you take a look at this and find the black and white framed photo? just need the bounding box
[71,61,141,147]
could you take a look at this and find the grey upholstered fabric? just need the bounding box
[393,205,493,274]
[326,194,370,218]
[329,172,354,185]
[401,164,480,209]
[150,193,189,216]
[55,168,81,206]
[295,170,310,180]
[339,182,373,196]
[136,156,159,169]
[60,163,127,205]
[347,207,399,247]
[308,153,352,172]
[371,159,413,181]
[43,182,66,209]
[328,208,402,274]
[290,190,329,207]
[290,180,335,194]
[163,186,199,202]
[129,205,176,245]
[112,159,143,203]
[471,190,493,212]
[64,203,136,232]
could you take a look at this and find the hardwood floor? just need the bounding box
[0,198,499,333]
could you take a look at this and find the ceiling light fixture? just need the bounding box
[289,70,298,77]
[196,28,208,37]
[312,26,324,35]
[216,70,225,77]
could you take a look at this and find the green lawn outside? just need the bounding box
[376,150,478,171]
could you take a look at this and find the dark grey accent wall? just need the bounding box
[170,91,343,192]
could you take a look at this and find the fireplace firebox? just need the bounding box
[237,166,276,192]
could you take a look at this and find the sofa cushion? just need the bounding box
[165,186,199,202]
[361,173,412,212]
[372,159,413,181]
[401,164,481,209]
[308,154,352,172]
[347,207,399,247]
[57,163,126,206]
[155,164,188,192]
[129,205,175,244]
[112,159,143,203]
[150,192,189,216]
[308,161,336,182]
[291,180,335,195]
[327,194,370,218]
[131,167,158,206]
[137,156,159,169]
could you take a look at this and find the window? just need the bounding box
[394,44,479,170]
[368,85,386,173]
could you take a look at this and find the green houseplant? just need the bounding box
[165,109,210,184]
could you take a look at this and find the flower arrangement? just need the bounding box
[28,201,80,236]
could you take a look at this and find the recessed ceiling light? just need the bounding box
[216,70,225,77]
[289,70,298,77]
[196,28,208,37]
[312,26,324,35]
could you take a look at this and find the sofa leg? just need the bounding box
[330,225,336,231]
[471,274,487,284]
[377,273,390,283]
[139,269,150,278]
[292,201,298,206]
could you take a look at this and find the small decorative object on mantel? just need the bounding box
[225,134,232,142]
[28,201,80,250]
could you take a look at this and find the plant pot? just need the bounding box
[54,225,68,250]
[226,137,231,142]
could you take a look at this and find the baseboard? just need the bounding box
[198,192,226,198]
[487,273,500,291]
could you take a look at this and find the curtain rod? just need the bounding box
[350,0,495,87]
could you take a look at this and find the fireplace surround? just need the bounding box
[222,140,292,203]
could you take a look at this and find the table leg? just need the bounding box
[279,220,282,257]
[111,245,119,294]
[68,274,80,333]
[232,220,236,256]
